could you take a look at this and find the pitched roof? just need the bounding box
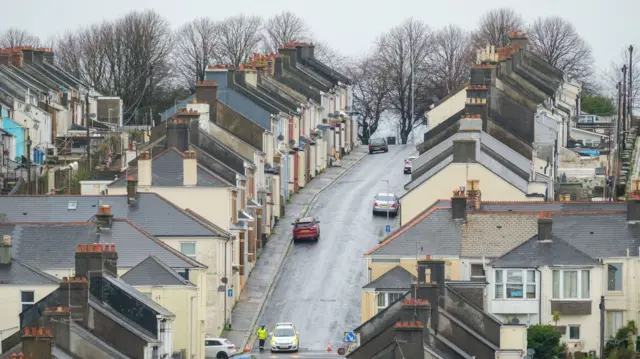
[121,256,195,287]
[184,208,232,238]
[366,206,461,257]
[0,221,204,270]
[88,297,160,343]
[101,273,175,317]
[0,258,61,285]
[405,129,532,194]
[69,323,131,359]
[490,234,599,268]
[109,147,230,188]
[363,266,416,290]
[0,193,222,237]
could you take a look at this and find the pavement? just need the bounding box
[248,145,415,353]
[222,145,371,349]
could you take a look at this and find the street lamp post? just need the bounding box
[26,136,32,194]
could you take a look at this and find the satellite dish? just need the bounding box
[288,140,296,147]
[510,318,520,324]
[90,113,97,119]
[221,277,228,284]
[277,134,284,141]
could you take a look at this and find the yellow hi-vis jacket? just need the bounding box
[257,328,268,340]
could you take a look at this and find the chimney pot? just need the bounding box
[537,211,553,240]
[2,234,11,245]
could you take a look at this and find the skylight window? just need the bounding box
[67,201,78,210]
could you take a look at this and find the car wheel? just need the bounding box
[384,148,388,152]
[369,150,373,154]
[216,352,229,359]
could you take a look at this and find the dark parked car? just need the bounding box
[292,217,321,242]
[369,138,388,154]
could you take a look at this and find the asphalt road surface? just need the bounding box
[252,144,416,353]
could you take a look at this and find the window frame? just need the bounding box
[494,269,537,300]
[606,311,624,338]
[568,325,580,340]
[552,268,591,300]
[21,290,35,312]
[179,241,197,259]
[376,291,405,311]
[470,263,486,279]
[607,263,623,292]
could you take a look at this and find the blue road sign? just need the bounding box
[345,332,355,342]
[227,289,233,297]
[385,225,391,233]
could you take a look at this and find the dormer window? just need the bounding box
[68,201,78,210]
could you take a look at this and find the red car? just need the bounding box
[292,217,321,242]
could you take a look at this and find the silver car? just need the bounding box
[372,193,399,216]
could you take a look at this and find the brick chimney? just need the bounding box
[95,204,113,230]
[415,257,446,331]
[195,81,218,125]
[183,150,197,186]
[167,109,199,152]
[57,277,89,325]
[0,234,12,264]
[21,327,53,359]
[451,189,467,220]
[537,212,553,241]
[278,41,297,67]
[627,198,640,222]
[393,321,425,358]
[399,299,431,332]
[42,307,71,352]
[75,243,118,278]
[466,179,481,210]
[138,151,152,187]
[126,176,138,204]
[508,31,528,51]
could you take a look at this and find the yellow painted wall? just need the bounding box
[133,285,203,359]
[426,88,467,129]
[400,163,534,226]
[361,290,376,323]
[0,285,58,337]
[602,257,640,336]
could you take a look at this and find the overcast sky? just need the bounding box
[3,0,637,79]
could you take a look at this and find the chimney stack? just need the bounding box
[537,212,553,241]
[278,41,297,66]
[452,138,476,162]
[167,110,198,152]
[195,80,218,125]
[57,277,89,325]
[95,205,113,230]
[451,188,467,220]
[393,321,425,358]
[0,234,12,264]
[466,179,481,209]
[74,243,118,278]
[42,307,71,352]
[126,176,138,204]
[138,151,152,187]
[508,31,528,51]
[183,150,197,186]
[21,327,53,359]
[627,198,640,222]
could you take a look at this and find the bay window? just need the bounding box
[376,292,404,311]
[494,269,536,299]
[552,269,590,299]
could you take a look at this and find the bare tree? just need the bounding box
[528,16,594,85]
[55,24,109,90]
[345,56,391,144]
[0,28,40,48]
[173,18,220,91]
[473,8,525,48]
[313,40,348,72]
[262,11,310,53]
[430,25,474,95]
[218,14,263,67]
[602,46,640,113]
[377,18,435,144]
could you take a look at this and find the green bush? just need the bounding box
[527,325,565,359]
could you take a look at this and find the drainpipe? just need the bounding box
[224,237,231,329]
[189,295,195,357]
[535,267,542,324]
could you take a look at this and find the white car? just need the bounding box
[270,322,299,353]
[404,155,417,174]
[205,338,237,359]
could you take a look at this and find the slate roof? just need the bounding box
[363,266,416,290]
[405,128,532,194]
[121,256,195,287]
[69,323,131,359]
[0,258,61,285]
[109,147,230,188]
[490,235,600,268]
[367,207,462,257]
[0,193,222,237]
[0,221,204,270]
[88,297,160,343]
[101,273,175,317]
[478,201,627,212]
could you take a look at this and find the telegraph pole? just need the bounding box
[26,135,32,194]
[622,65,628,150]
[85,92,91,173]
[599,295,605,359]
[629,45,634,128]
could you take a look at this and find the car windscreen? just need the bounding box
[295,221,314,228]
[274,327,295,337]
[370,139,385,145]
[376,195,395,202]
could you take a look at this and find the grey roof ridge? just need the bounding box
[208,121,261,153]
[362,265,416,289]
[0,65,46,91]
[489,234,599,266]
[197,129,255,167]
[303,57,351,84]
[111,218,208,268]
[87,296,160,343]
[260,75,307,102]
[428,327,474,359]
[11,258,62,284]
[69,323,132,359]
[293,62,333,87]
[107,146,233,187]
[42,61,92,89]
[184,208,233,238]
[8,64,55,90]
[147,256,196,286]
[438,308,499,351]
[101,272,175,317]
[191,144,245,177]
[28,62,74,88]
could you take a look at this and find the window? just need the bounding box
[494,269,536,299]
[205,340,221,347]
[180,242,196,259]
[21,291,35,312]
[377,292,404,310]
[607,263,623,291]
[606,311,624,338]
[552,269,590,299]
[177,270,189,281]
[471,264,486,278]
[569,325,580,340]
